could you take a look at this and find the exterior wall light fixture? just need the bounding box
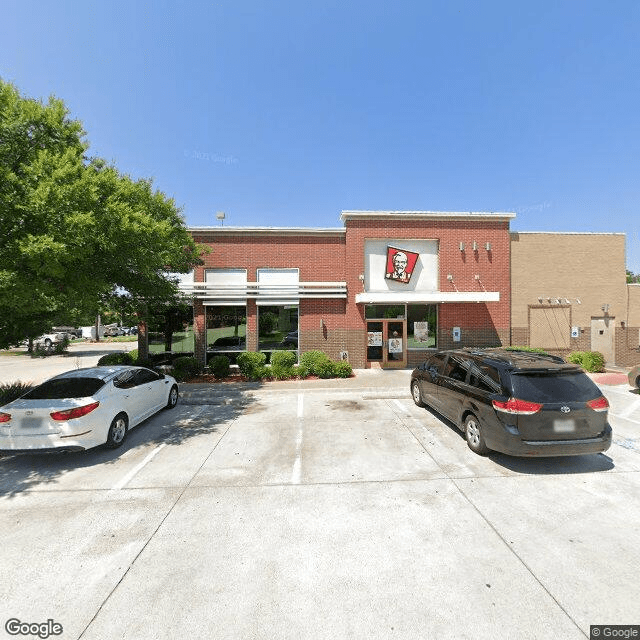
[459,242,465,251]
[485,242,492,251]
[472,241,478,251]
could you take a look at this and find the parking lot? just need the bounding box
[1,352,639,639]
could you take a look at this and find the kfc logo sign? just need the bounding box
[385,246,419,284]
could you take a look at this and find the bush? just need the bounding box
[237,352,266,379]
[136,358,159,371]
[97,352,133,366]
[53,335,70,354]
[315,359,337,379]
[128,349,138,361]
[172,356,203,381]
[567,351,606,372]
[0,381,33,405]
[270,350,297,369]
[299,350,331,376]
[208,355,231,379]
[333,361,353,378]
[270,350,297,380]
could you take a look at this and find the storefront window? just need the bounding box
[407,304,437,349]
[206,306,247,363]
[365,305,406,319]
[258,305,298,353]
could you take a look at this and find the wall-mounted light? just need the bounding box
[538,296,544,303]
[576,298,581,304]
[320,319,324,328]
[485,242,492,251]
[447,274,454,281]
[459,242,465,251]
[472,241,478,251]
[358,274,365,281]
[474,274,481,280]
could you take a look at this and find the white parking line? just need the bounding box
[291,394,304,484]
[110,444,166,491]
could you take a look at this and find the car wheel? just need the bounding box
[166,385,179,409]
[465,414,490,456]
[411,381,425,407]
[106,413,128,448]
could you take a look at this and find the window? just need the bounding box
[365,305,406,319]
[24,378,105,399]
[407,304,437,348]
[206,306,247,364]
[443,356,469,382]
[469,364,502,393]
[258,305,298,354]
[426,353,447,375]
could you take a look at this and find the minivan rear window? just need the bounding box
[22,378,105,399]
[510,371,601,403]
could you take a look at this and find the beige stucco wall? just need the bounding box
[629,284,640,327]
[510,232,627,328]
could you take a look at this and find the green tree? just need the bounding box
[0,80,202,351]
[627,270,639,284]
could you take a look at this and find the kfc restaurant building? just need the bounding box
[185,211,513,369]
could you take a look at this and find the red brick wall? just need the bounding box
[192,232,346,281]
[343,218,511,335]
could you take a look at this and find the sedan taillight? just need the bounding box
[50,402,100,421]
[586,396,609,412]
[492,398,543,415]
[0,412,11,423]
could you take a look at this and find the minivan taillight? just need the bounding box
[492,398,543,415]
[0,412,11,423]
[50,402,100,421]
[586,396,609,412]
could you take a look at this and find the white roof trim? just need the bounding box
[341,210,515,222]
[355,291,500,304]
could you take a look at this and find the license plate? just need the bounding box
[21,418,43,429]
[553,419,575,433]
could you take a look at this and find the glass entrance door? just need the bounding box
[366,320,407,368]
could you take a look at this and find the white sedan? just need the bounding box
[0,366,179,453]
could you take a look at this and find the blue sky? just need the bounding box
[2,1,639,270]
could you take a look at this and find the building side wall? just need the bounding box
[510,232,635,364]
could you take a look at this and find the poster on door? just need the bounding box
[389,338,403,353]
[367,332,382,346]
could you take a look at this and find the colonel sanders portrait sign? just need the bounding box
[385,246,419,284]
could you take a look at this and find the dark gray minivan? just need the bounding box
[410,349,612,457]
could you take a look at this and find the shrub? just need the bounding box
[269,350,297,380]
[53,335,70,354]
[567,351,606,372]
[299,350,331,376]
[172,356,203,381]
[0,381,33,405]
[128,349,138,361]
[237,352,266,379]
[333,361,353,378]
[315,359,337,379]
[208,355,231,379]
[270,350,297,369]
[97,352,133,366]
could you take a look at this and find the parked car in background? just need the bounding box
[629,364,640,389]
[32,332,69,350]
[0,366,179,453]
[52,326,82,339]
[410,348,612,457]
[103,325,127,337]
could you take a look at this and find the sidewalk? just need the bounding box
[178,368,413,405]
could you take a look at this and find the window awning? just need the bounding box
[355,291,500,304]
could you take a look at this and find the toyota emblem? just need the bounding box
[560,406,571,413]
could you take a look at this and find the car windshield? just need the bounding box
[22,377,105,400]
[510,371,601,403]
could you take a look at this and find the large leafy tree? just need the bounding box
[0,80,201,350]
